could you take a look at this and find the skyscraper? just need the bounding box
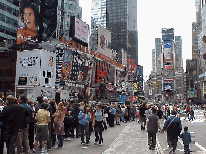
[91,0,138,64]
[40,0,82,42]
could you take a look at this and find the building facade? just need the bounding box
[0,0,19,47]
[91,0,138,64]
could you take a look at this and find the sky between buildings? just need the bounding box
[79,0,196,81]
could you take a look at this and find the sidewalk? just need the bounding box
[103,121,157,154]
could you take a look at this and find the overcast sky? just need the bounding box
[79,0,196,81]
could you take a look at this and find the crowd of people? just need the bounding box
[138,102,197,154]
[0,95,200,154]
[0,95,140,154]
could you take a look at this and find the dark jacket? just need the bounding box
[163,115,182,137]
[0,104,28,133]
[147,114,159,133]
[21,102,32,125]
[157,109,163,119]
[34,101,43,117]
[180,131,191,145]
[139,106,147,117]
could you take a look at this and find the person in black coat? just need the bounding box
[0,95,28,154]
[48,100,57,147]
[139,102,147,130]
[70,103,80,138]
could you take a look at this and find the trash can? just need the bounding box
[190,132,195,152]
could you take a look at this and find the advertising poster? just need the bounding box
[133,82,138,92]
[70,50,80,81]
[75,17,89,44]
[164,48,172,59]
[165,64,173,70]
[16,50,40,86]
[61,50,73,82]
[164,41,172,48]
[16,0,40,46]
[164,83,173,91]
[95,60,109,83]
[40,50,56,88]
[87,55,94,87]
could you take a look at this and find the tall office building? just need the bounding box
[41,0,82,42]
[174,36,184,99]
[0,0,19,47]
[155,38,162,70]
[91,0,106,30]
[91,0,138,64]
[174,36,183,69]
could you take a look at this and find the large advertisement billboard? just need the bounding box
[61,49,73,82]
[162,28,174,41]
[16,0,40,46]
[16,49,56,88]
[164,41,172,48]
[164,83,173,91]
[70,16,89,44]
[163,41,173,62]
[16,50,40,86]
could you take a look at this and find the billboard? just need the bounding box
[165,64,173,70]
[16,50,40,86]
[61,49,73,82]
[162,28,174,41]
[16,0,40,46]
[70,16,89,44]
[164,41,172,48]
[163,48,173,62]
[16,49,56,88]
[40,50,56,88]
[164,83,173,91]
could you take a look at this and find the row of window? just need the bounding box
[0,13,18,27]
[0,2,18,17]
[0,25,17,37]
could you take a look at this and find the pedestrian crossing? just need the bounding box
[178,110,206,123]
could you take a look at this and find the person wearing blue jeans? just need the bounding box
[57,135,63,147]
[180,126,191,154]
[78,105,91,145]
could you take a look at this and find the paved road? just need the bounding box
[4,109,206,154]
[47,110,206,154]
[49,122,129,154]
[157,109,206,154]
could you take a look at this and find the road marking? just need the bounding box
[156,136,164,154]
[195,142,206,151]
[179,138,206,152]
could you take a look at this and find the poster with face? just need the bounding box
[16,0,40,46]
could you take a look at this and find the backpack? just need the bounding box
[167,120,181,137]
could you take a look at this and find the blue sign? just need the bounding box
[164,41,172,48]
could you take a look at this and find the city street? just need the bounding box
[157,109,206,154]
[47,110,206,154]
